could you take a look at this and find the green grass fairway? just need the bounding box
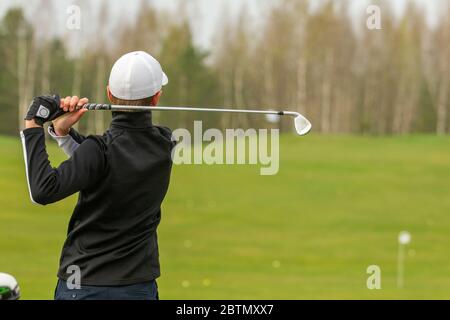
[1,134,450,299]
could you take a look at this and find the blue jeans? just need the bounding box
[54,279,159,300]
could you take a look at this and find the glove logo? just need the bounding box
[37,105,50,119]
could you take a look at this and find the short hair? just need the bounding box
[109,94,154,106]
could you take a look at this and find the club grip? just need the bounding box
[83,103,112,110]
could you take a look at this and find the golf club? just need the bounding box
[82,104,312,136]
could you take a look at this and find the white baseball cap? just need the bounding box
[109,51,168,100]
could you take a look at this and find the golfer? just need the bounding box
[20,51,175,300]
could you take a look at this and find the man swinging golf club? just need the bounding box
[20,51,174,300]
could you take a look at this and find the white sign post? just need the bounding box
[397,231,411,288]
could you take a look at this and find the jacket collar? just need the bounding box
[111,112,153,129]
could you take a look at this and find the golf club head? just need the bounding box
[294,114,312,136]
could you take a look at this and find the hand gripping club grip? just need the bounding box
[83,103,112,110]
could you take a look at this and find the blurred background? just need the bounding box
[0,0,449,134]
[1,0,450,300]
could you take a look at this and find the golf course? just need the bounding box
[1,133,450,300]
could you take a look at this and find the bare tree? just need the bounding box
[321,50,333,134]
[17,21,36,131]
[213,8,234,129]
[435,4,450,135]
[34,0,54,94]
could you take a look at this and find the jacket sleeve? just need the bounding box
[68,127,87,144]
[48,125,86,157]
[20,127,106,206]
[156,126,178,148]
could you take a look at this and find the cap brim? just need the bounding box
[162,72,169,86]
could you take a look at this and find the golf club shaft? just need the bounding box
[83,104,299,118]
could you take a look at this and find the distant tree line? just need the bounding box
[0,0,449,135]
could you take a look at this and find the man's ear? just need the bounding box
[106,85,113,103]
[151,90,162,106]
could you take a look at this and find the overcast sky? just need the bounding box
[0,0,444,49]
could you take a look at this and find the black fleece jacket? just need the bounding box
[20,112,175,285]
